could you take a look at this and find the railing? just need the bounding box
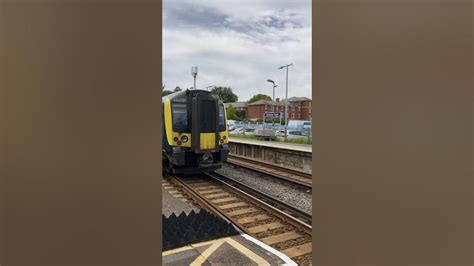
[228,122,312,144]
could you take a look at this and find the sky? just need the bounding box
[163,0,312,102]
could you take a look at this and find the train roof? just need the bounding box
[162,89,218,101]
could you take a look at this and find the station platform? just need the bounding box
[162,179,199,218]
[161,179,298,265]
[162,178,240,252]
[229,137,312,153]
[163,234,297,266]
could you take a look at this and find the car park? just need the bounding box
[230,127,244,134]
[243,128,256,135]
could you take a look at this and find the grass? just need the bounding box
[284,137,311,144]
[229,133,258,139]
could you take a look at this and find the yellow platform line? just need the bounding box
[162,245,194,256]
[225,237,270,266]
[190,240,224,266]
[189,237,270,266]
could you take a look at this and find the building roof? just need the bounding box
[248,100,285,106]
[225,101,247,108]
[286,96,311,102]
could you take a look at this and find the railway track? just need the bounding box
[226,154,312,190]
[207,171,312,224]
[167,173,312,265]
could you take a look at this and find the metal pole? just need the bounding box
[273,84,275,112]
[194,77,196,90]
[284,67,288,142]
[278,63,292,142]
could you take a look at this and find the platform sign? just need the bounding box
[263,112,283,135]
[264,112,281,118]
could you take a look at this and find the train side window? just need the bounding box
[172,102,188,126]
[218,104,226,130]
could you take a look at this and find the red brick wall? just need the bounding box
[300,100,312,120]
[247,105,266,119]
[246,100,312,120]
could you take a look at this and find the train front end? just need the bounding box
[163,89,229,174]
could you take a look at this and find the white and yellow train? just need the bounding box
[162,89,229,174]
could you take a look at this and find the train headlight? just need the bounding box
[222,135,227,140]
[176,140,182,145]
[180,135,188,143]
[220,139,224,144]
[173,136,179,142]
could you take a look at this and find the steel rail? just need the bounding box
[204,172,312,234]
[226,155,312,190]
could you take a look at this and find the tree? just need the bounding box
[226,105,237,120]
[210,86,238,103]
[235,110,246,121]
[247,94,272,104]
[162,86,182,96]
[162,90,173,96]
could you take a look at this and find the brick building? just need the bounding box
[285,97,312,120]
[246,97,312,121]
[224,101,247,112]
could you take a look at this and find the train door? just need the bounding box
[192,92,219,153]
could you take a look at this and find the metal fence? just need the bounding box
[227,122,312,144]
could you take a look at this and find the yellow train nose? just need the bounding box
[200,133,216,150]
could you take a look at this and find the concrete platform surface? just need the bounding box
[162,185,200,218]
[229,138,312,153]
[163,234,297,266]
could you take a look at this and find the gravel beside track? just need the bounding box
[216,164,312,214]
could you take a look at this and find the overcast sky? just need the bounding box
[163,0,312,102]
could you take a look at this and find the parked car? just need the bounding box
[288,120,311,129]
[227,120,237,126]
[287,130,307,138]
[243,128,256,135]
[230,127,244,134]
[274,130,308,138]
[275,130,286,137]
[228,125,238,132]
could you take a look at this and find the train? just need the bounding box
[162,89,229,174]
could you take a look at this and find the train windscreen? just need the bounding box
[218,104,226,131]
[172,103,188,127]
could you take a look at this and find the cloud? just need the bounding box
[163,0,312,101]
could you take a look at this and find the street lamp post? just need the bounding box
[266,79,278,112]
[191,66,198,89]
[278,63,293,142]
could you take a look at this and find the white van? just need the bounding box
[288,120,311,129]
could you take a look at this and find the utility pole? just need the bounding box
[278,63,293,142]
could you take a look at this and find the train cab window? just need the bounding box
[172,102,188,127]
[218,104,226,131]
